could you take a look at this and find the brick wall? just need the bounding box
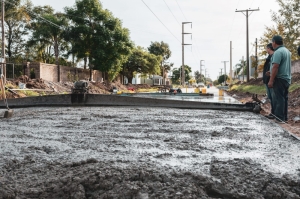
[25,62,104,82]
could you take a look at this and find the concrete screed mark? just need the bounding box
[0,107,299,198]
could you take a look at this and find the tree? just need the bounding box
[4,0,31,62]
[218,74,228,85]
[26,5,58,63]
[65,0,132,81]
[194,70,205,83]
[122,46,161,84]
[148,41,172,77]
[28,11,69,65]
[171,65,192,84]
[260,0,300,60]
[235,59,247,80]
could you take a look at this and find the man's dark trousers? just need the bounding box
[271,78,289,121]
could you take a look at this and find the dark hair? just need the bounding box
[274,40,283,45]
[298,46,300,56]
[267,43,274,51]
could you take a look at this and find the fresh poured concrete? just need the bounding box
[0,107,299,198]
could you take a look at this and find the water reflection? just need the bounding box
[129,94,241,104]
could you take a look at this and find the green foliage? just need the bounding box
[194,70,205,83]
[148,41,172,77]
[213,80,219,86]
[230,85,267,95]
[20,90,39,97]
[171,65,192,84]
[218,74,228,84]
[122,46,161,84]
[260,0,300,60]
[28,9,69,65]
[148,41,171,61]
[65,0,132,81]
[289,83,300,92]
[4,0,31,61]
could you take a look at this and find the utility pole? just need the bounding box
[236,8,259,82]
[220,68,223,84]
[221,61,229,85]
[255,38,258,79]
[182,22,192,86]
[1,0,5,83]
[204,69,207,84]
[242,56,245,82]
[230,41,232,84]
[200,60,204,83]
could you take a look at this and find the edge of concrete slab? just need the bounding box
[0,94,256,112]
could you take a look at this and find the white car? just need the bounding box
[198,82,205,88]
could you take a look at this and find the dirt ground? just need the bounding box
[0,107,300,199]
[226,73,300,138]
[1,76,154,100]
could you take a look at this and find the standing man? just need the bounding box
[263,43,275,119]
[268,35,292,123]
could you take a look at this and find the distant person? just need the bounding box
[268,35,292,123]
[263,43,275,119]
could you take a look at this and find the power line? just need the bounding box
[221,0,241,58]
[175,0,187,21]
[140,0,181,43]
[163,0,180,25]
[2,0,63,29]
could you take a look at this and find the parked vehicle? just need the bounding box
[198,82,205,88]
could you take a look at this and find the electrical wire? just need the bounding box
[175,0,187,21]
[163,0,180,25]
[140,0,181,44]
[2,0,63,29]
[164,0,201,68]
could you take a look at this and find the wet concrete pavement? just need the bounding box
[131,86,241,104]
[0,107,300,198]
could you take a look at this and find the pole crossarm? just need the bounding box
[182,22,192,86]
[235,8,260,14]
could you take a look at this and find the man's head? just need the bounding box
[272,35,283,48]
[266,43,274,54]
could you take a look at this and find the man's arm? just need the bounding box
[268,63,279,88]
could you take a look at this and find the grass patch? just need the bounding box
[289,83,300,92]
[230,85,266,95]
[231,82,300,95]
[19,90,39,97]
[137,88,159,93]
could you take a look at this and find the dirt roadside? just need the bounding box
[226,73,300,138]
[2,76,154,99]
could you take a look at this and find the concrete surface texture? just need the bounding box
[0,107,300,198]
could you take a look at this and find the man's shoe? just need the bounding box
[265,114,275,119]
[275,120,285,124]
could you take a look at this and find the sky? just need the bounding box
[30,0,280,81]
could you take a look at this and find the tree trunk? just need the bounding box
[84,57,87,70]
[128,76,133,84]
[7,23,12,58]
[54,38,59,66]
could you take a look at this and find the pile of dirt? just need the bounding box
[3,76,155,97]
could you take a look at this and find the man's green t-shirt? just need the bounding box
[270,45,292,84]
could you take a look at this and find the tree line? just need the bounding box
[3,0,183,83]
